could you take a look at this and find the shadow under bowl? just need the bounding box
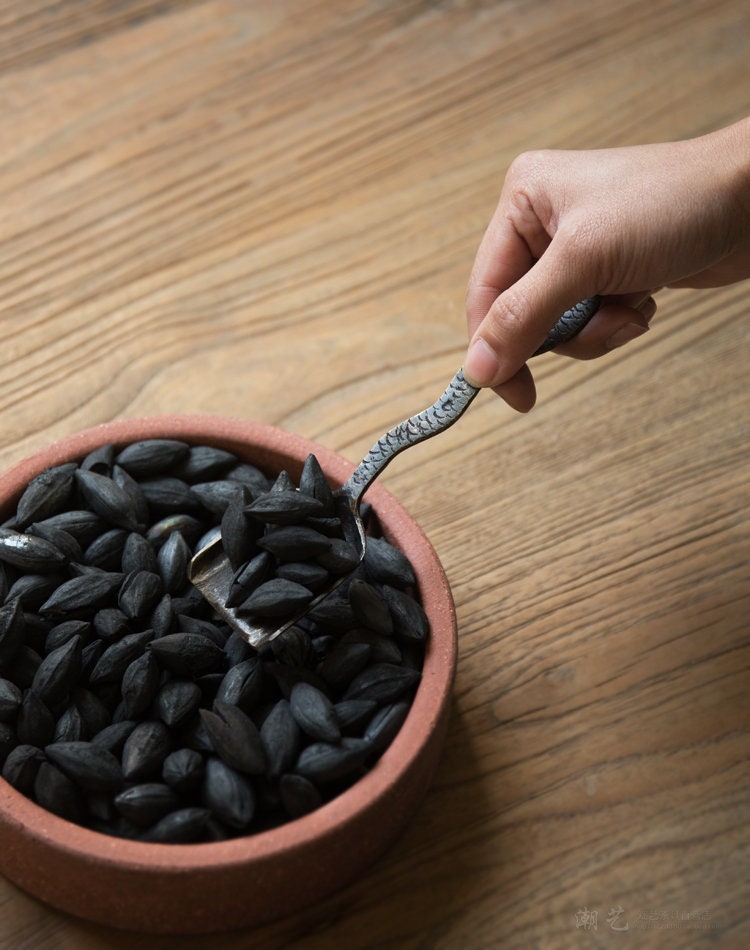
[0,415,457,934]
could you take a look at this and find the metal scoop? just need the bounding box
[189,297,600,646]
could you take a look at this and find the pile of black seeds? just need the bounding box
[0,440,427,843]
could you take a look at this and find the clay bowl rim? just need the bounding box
[0,413,457,875]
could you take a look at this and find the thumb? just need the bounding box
[463,247,588,389]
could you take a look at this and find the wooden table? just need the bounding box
[1,2,748,947]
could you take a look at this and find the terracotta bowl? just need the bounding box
[0,415,457,934]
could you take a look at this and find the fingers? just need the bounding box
[464,238,588,388]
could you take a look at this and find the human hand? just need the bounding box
[464,118,750,410]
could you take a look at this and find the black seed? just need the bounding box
[364,701,410,753]
[348,579,393,635]
[146,514,206,547]
[121,532,158,575]
[114,439,190,477]
[31,634,82,705]
[214,657,263,712]
[91,719,137,754]
[270,626,316,669]
[246,489,326,526]
[27,523,83,564]
[0,676,22,720]
[80,443,115,475]
[265,663,330,701]
[177,717,213,754]
[118,570,163,620]
[382,585,429,642]
[226,462,270,494]
[80,640,104,683]
[40,571,124,616]
[303,516,344,539]
[289,682,340,743]
[223,631,253,668]
[0,721,16,766]
[6,644,42,689]
[363,536,416,588]
[343,663,420,704]
[2,743,45,794]
[0,529,68,573]
[269,470,294,493]
[341,629,402,665]
[259,699,300,778]
[190,480,244,516]
[0,598,24,670]
[176,615,228,647]
[35,510,105,544]
[219,488,259,572]
[144,807,211,843]
[74,469,141,531]
[172,445,238,482]
[156,532,191,595]
[73,688,111,737]
[149,594,174,638]
[148,633,226,678]
[299,454,336,515]
[200,701,266,775]
[306,599,357,630]
[238,579,313,618]
[121,651,161,719]
[156,679,202,728]
[294,738,370,784]
[16,689,56,746]
[121,720,172,781]
[316,538,361,575]
[138,477,195,514]
[318,642,372,692]
[202,757,255,830]
[114,782,180,827]
[34,761,84,822]
[225,552,273,608]
[16,463,77,529]
[112,465,151,527]
[279,773,322,819]
[275,561,329,591]
[162,747,204,792]
[45,619,90,654]
[89,630,154,685]
[84,528,128,571]
[93,607,131,641]
[5,574,62,611]
[257,526,331,563]
[333,699,378,734]
[54,704,85,742]
[45,740,123,792]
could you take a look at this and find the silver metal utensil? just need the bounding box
[189,296,600,646]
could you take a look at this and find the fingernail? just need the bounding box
[463,337,500,388]
[605,323,649,351]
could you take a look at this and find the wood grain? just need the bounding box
[0,1,748,946]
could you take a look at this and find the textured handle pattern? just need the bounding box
[343,369,479,502]
[343,296,601,502]
[532,295,600,355]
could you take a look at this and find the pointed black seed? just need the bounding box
[279,773,322,819]
[289,682,340,743]
[202,757,255,830]
[200,701,266,775]
[44,740,123,792]
[114,782,179,827]
[114,439,190,477]
[16,464,77,529]
[74,469,141,531]
[121,720,172,781]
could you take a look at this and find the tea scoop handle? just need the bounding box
[342,296,600,502]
